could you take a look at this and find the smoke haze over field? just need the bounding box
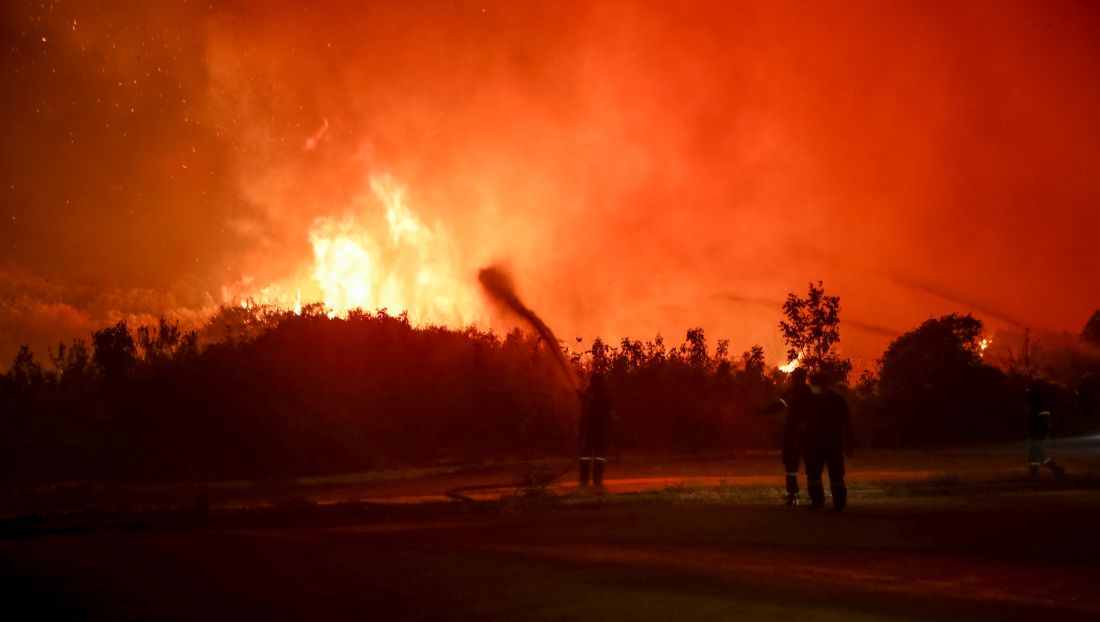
[3,1,1099,367]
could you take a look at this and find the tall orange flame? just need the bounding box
[232,174,483,327]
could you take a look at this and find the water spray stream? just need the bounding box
[446,265,586,502]
[477,265,580,391]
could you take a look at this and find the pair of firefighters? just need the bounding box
[769,374,1074,504]
[764,368,854,511]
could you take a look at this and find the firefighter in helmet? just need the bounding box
[1027,379,1066,478]
[762,367,811,505]
[802,370,854,512]
[579,372,613,487]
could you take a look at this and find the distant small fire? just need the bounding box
[779,352,803,374]
[978,336,993,358]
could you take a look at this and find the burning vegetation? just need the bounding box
[225,175,483,327]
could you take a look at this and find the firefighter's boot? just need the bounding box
[807,481,826,510]
[785,472,799,505]
[592,459,606,487]
[831,482,848,512]
[579,459,592,487]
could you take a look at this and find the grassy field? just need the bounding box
[3,441,1099,620]
[7,439,1099,516]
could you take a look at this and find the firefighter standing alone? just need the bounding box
[762,367,812,505]
[1027,379,1066,478]
[803,371,855,512]
[579,372,613,488]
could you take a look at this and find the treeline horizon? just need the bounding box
[2,303,1098,488]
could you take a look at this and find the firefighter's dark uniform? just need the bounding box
[763,371,811,504]
[802,381,854,511]
[580,374,612,487]
[1027,380,1065,478]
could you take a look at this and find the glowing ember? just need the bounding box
[978,337,993,358]
[303,117,329,151]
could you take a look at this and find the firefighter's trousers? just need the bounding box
[804,449,847,510]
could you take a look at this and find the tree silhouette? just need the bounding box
[589,337,611,374]
[740,345,766,377]
[617,338,646,371]
[1003,327,1044,380]
[137,318,198,364]
[878,314,984,393]
[50,340,94,392]
[871,313,1012,445]
[683,327,708,368]
[7,345,46,389]
[779,281,852,382]
[92,321,136,384]
[1083,309,1100,347]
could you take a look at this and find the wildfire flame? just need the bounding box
[778,352,802,374]
[235,281,299,311]
[978,336,992,358]
[231,174,483,327]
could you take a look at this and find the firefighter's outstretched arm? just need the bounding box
[761,398,787,416]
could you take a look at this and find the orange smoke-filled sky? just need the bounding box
[2,0,1099,368]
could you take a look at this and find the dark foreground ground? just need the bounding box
[3,444,1100,621]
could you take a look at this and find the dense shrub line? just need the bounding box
[2,306,1097,486]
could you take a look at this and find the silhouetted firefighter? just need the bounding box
[579,372,612,487]
[762,367,811,505]
[803,371,854,512]
[1027,379,1066,479]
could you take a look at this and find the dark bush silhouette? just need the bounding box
[860,314,1020,446]
[595,331,782,455]
[3,300,1096,489]
[1083,309,1100,348]
[93,321,137,385]
[1,311,790,486]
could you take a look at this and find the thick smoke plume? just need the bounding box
[3,2,1100,366]
[478,265,579,391]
